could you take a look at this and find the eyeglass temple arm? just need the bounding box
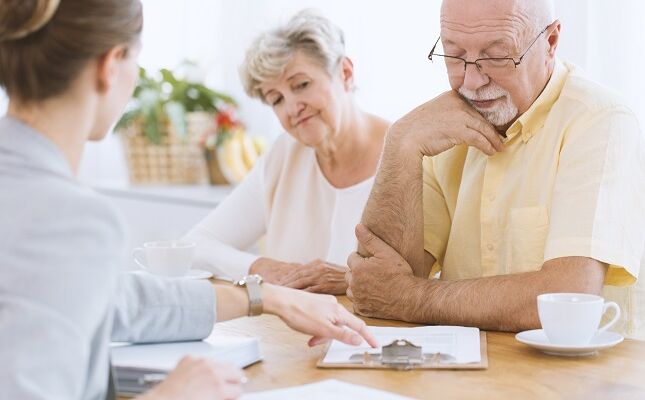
[428,36,441,60]
[517,25,549,64]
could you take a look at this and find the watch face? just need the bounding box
[236,274,263,286]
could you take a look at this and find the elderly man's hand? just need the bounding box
[346,224,417,320]
[390,90,504,157]
[280,260,348,295]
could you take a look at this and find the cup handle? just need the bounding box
[598,301,621,333]
[132,247,148,271]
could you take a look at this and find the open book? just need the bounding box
[111,333,260,396]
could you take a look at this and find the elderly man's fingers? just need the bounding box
[346,252,365,271]
[346,286,354,301]
[354,224,392,257]
[463,128,496,156]
[471,117,504,152]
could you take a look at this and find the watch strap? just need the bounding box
[245,277,263,316]
[235,275,263,316]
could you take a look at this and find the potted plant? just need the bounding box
[115,64,237,184]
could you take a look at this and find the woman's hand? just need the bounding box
[280,260,348,294]
[262,283,379,348]
[139,356,244,400]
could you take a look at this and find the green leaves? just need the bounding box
[115,65,236,144]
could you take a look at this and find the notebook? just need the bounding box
[111,333,260,396]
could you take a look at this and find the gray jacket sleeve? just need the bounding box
[111,272,216,343]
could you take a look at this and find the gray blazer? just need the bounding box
[0,116,216,400]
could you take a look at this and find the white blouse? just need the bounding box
[185,134,374,280]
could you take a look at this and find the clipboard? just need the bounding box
[317,332,488,370]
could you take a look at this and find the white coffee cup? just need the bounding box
[132,241,196,277]
[537,293,621,346]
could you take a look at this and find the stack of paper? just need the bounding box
[322,326,481,365]
[241,379,415,400]
[111,334,260,396]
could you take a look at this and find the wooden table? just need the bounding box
[210,297,645,400]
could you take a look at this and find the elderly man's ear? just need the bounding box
[546,19,561,57]
[339,56,355,91]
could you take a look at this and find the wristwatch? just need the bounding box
[234,274,264,316]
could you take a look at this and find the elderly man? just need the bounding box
[347,0,645,337]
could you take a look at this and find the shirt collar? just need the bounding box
[505,58,569,143]
[0,115,74,179]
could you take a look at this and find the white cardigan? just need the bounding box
[185,134,374,280]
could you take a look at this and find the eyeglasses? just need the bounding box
[427,26,548,75]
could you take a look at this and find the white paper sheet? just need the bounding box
[241,379,415,400]
[323,326,481,365]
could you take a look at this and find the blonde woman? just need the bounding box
[0,1,376,399]
[186,10,389,295]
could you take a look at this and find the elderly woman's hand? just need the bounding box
[279,260,348,295]
[249,257,304,285]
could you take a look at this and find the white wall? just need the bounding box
[1,1,642,182]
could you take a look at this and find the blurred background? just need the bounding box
[0,0,643,184]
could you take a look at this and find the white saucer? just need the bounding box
[181,269,213,280]
[133,269,213,280]
[515,329,623,356]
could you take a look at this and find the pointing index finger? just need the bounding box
[339,307,379,348]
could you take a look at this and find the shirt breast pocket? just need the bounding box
[506,206,549,274]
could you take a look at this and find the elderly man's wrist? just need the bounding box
[385,123,424,160]
[395,275,427,322]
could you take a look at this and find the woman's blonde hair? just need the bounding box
[239,9,346,102]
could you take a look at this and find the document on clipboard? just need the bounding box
[318,326,487,370]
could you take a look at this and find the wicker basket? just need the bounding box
[120,112,213,184]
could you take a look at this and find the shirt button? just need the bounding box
[488,195,496,202]
[487,244,494,251]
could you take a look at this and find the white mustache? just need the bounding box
[458,84,510,102]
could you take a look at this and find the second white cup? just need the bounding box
[132,240,196,277]
[537,292,621,346]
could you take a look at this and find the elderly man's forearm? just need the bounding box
[393,276,541,331]
[394,258,607,331]
[360,132,426,275]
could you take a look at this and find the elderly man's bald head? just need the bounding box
[441,0,554,36]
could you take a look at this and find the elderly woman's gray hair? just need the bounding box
[239,9,346,101]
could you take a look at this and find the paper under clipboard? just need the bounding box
[317,326,488,370]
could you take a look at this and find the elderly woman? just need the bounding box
[185,10,389,295]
